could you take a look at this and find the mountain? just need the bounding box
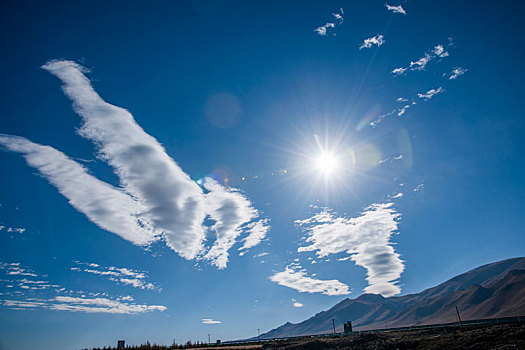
[260,257,525,339]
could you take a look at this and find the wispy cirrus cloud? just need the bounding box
[269,263,350,296]
[418,87,444,100]
[314,8,344,36]
[0,60,269,269]
[1,262,165,314]
[295,203,404,297]
[385,4,406,15]
[360,34,385,49]
[71,261,159,291]
[3,296,166,314]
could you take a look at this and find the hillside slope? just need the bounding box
[260,257,525,339]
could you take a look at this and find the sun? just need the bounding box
[314,152,339,175]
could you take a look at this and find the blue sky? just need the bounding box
[1,0,524,349]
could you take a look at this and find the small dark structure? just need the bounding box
[344,321,353,333]
[216,339,221,344]
[117,340,125,348]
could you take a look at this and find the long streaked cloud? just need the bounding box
[0,60,268,269]
[385,4,406,15]
[314,8,344,36]
[418,87,444,100]
[360,34,385,49]
[295,203,404,297]
[269,263,350,296]
[3,296,166,314]
[71,261,159,291]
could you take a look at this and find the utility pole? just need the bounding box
[208,334,210,345]
[258,328,260,341]
[455,306,462,326]
[332,318,336,334]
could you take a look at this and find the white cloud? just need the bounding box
[202,178,259,269]
[410,53,431,71]
[385,4,406,15]
[291,298,303,308]
[0,262,37,277]
[396,97,408,102]
[360,34,385,49]
[202,318,222,324]
[413,183,424,192]
[314,8,344,36]
[432,44,449,58]
[391,67,407,75]
[1,227,26,234]
[238,219,270,253]
[3,296,166,314]
[295,203,404,297]
[72,261,159,291]
[0,60,268,269]
[391,193,403,199]
[0,134,157,246]
[0,262,166,314]
[269,264,350,296]
[418,87,444,100]
[397,104,411,116]
[449,67,468,80]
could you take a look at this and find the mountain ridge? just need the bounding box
[259,257,525,339]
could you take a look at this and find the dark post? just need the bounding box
[332,318,336,334]
[117,340,125,349]
[208,333,210,344]
[455,306,462,325]
[258,328,260,341]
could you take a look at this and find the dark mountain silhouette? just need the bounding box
[260,257,525,339]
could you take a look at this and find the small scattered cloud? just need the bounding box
[202,318,222,324]
[314,8,344,36]
[391,67,407,75]
[449,67,468,80]
[385,4,406,15]
[0,226,26,234]
[390,192,403,199]
[413,183,424,192]
[291,298,303,308]
[269,263,350,296]
[410,53,432,71]
[295,203,404,297]
[360,34,385,49]
[394,43,451,75]
[432,44,449,58]
[418,87,444,100]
